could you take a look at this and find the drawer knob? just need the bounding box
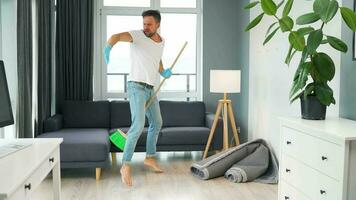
[286,141,292,145]
[284,196,290,200]
[24,183,31,190]
[49,157,55,163]
[285,168,291,173]
[321,156,328,161]
[320,190,326,195]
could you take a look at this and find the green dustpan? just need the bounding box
[110,129,127,151]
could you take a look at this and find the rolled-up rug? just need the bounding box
[224,144,269,183]
[190,138,278,184]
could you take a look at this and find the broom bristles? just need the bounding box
[110,129,127,151]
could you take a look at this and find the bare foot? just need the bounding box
[120,164,132,186]
[144,157,163,173]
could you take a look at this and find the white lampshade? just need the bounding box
[210,70,241,93]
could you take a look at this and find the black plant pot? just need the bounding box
[300,95,326,120]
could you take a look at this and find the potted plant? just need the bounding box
[245,0,356,120]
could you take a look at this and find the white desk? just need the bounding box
[0,138,63,200]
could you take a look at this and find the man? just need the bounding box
[104,10,172,187]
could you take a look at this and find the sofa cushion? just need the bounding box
[160,127,210,145]
[159,101,206,127]
[110,101,132,128]
[37,128,110,162]
[110,101,149,128]
[62,101,110,128]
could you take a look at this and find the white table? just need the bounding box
[0,138,63,200]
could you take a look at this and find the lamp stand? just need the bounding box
[203,93,240,158]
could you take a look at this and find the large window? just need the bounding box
[97,0,202,101]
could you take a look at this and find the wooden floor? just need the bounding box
[31,152,277,200]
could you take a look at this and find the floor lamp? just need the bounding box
[203,70,241,158]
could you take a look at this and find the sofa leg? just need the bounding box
[96,168,101,181]
[111,152,116,163]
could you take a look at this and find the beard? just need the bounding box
[144,31,156,38]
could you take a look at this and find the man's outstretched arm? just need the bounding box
[104,32,133,64]
[107,32,133,45]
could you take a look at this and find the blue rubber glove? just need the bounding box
[160,68,172,78]
[104,44,112,64]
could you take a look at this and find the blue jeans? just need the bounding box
[122,81,163,163]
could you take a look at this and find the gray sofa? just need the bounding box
[37,100,223,179]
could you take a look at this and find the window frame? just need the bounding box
[94,0,202,101]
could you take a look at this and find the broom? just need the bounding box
[110,41,188,151]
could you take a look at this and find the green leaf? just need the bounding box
[290,62,312,101]
[296,13,320,25]
[313,0,338,23]
[293,61,304,81]
[324,0,339,23]
[264,27,280,45]
[297,62,312,89]
[307,29,323,53]
[265,22,278,37]
[290,80,302,100]
[285,46,297,65]
[315,82,334,106]
[261,0,277,15]
[285,45,293,65]
[244,1,260,9]
[312,52,335,82]
[299,47,309,66]
[283,0,294,17]
[297,27,315,36]
[321,39,328,44]
[279,16,294,32]
[290,91,303,103]
[327,36,348,52]
[304,83,315,98]
[289,50,297,64]
[289,31,305,51]
[340,7,356,31]
[313,0,330,16]
[293,48,309,80]
[245,13,264,31]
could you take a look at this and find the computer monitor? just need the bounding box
[0,60,14,128]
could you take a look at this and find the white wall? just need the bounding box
[0,0,2,60]
[0,0,3,138]
[1,0,18,138]
[248,0,341,155]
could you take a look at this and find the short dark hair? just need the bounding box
[142,10,161,23]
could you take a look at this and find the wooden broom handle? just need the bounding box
[145,41,188,109]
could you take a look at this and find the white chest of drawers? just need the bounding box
[0,138,63,200]
[279,117,356,200]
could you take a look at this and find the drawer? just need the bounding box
[280,154,341,200]
[281,126,343,180]
[9,149,59,199]
[279,180,311,200]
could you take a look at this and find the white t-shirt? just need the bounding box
[128,30,165,86]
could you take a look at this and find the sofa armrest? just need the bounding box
[205,112,223,150]
[43,114,63,132]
